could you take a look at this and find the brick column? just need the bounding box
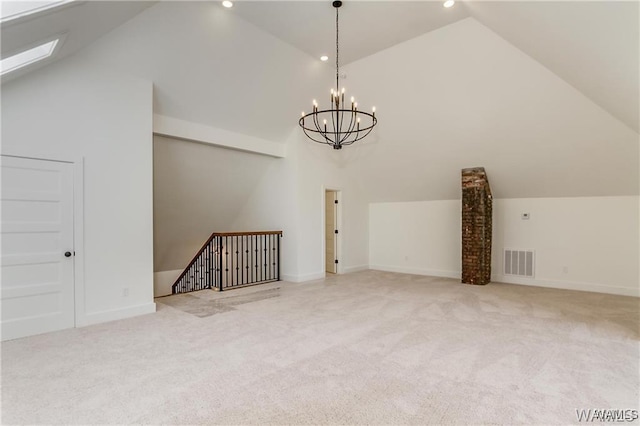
[461,167,492,285]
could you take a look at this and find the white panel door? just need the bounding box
[1,155,75,341]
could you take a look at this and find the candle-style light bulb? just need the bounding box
[354,102,358,112]
[323,119,327,132]
[301,111,305,124]
[351,96,355,110]
[357,116,360,131]
[372,106,376,118]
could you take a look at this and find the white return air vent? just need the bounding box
[504,249,535,277]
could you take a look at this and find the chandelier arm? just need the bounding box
[336,107,343,146]
[311,112,320,131]
[331,106,338,145]
[340,110,357,144]
[321,130,334,145]
[340,110,355,144]
[342,116,377,145]
[349,113,377,133]
[302,126,332,145]
[342,126,375,145]
[311,110,332,144]
[299,117,326,134]
[346,110,356,140]
[338,118,350,144]
[356,116,377,133]
[313,110,333,145]
[354,127,362,143]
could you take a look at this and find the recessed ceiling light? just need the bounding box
[320,55,329,62]
[222,1,233,8]
[443,0,455,8]
[0,39,59,76]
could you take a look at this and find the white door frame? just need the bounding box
[321,186,342,275]
[1,148,85,326]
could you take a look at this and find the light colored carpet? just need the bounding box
[2,271,638,425]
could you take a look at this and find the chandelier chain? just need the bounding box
[336,4,339,92]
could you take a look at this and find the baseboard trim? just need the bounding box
[154,269,183,297]
[282,266,370,282]
[280,274,298,282]
[281,271,325,283]
[79,302,157,327]
[368,265,638,297]
[370,264,460,280]
[491,274,640,297]
[343,265,369,274]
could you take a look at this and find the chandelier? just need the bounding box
[299,0,377,150]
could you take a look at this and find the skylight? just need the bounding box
[0,40,59,76]
[0,1,74,23]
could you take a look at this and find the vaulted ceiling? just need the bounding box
[467,1,639,134]
[0,1,154,82]
[235,1,638,133]
[2,1,637,133]
[232,1,470,66]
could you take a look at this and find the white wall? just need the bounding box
[229,133,300,280]
[1,56,155,324]
[342,17,638,202]
[370,197,640,296]
[492,197,639,295]
[231,129,370,283]
[153,135,280,272]
[369,200,461,278]
[77,1,332,144]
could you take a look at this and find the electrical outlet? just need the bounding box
[123,288,129,297]
[521,213,530,220]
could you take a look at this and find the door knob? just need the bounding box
[64,251,72,257]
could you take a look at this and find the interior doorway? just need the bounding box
[324,189,339,274]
